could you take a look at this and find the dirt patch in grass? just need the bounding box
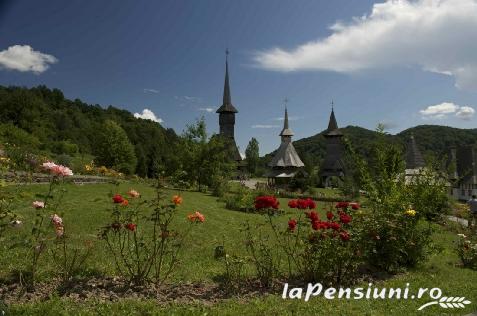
[0,277,280,306]
[0,267,398,306]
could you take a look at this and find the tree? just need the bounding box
[245,137,259,176]
[94,120,137,174]
[178,117,234,191]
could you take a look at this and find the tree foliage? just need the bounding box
[245,138,259,175]
[94,120,137,174]
[0,85,178,176]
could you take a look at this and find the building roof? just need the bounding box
[405,135,425,169]
[268,141,304,168]
[279,107,294,137]
[325,108,343,136]
[216,53,238,114]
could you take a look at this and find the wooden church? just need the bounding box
[266,106,305,187]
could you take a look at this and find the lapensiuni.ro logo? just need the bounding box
[282,283,472,311]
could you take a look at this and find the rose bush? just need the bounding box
[100,183,205,285]
[456,233,477,270]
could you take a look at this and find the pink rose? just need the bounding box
[32,201,45,209]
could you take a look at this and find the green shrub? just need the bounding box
[349,129,444,272]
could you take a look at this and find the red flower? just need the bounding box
[296,198,316,209]
[255,196,279,210]
[288,219,297,231]
[288,199,298,208]
[305,198,316,209]
[113,194,124,204]
[329,222,341,231]
[335,202,349,209]
[350,202,360,210]
[326,211,334,220]
[311,220,320,230]
[339,213,352,224]
[340,231,350,241]
[125,223,137,232]
[305,211,319,222]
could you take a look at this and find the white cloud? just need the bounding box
[198,107,215,113]
[420,102,475,120]
[134,109,163,123]
[0,45,57,73]
[456,106,475,120]
[252,124,280,129]
[254,0,477,90]
[143,88,159,94]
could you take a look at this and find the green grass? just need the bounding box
[1,181,477,315]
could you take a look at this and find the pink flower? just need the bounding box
[42,161,57,170]
[127,189,140,198]
[51,214,63,226]
[52,165,73,176]
[42,161,73,177]
[51,214,64,237]
[32,201,45,209]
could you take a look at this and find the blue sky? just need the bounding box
[1,0,477,155]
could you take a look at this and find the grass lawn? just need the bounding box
[1,181,476,315]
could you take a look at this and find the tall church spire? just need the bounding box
[280,98,294,139]
[217,49,238,113]
[223,49,231,106]
[327,100,338,132]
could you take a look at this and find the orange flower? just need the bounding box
[121,199,129,206]
[172,195,183,205]
[187,211,205,223]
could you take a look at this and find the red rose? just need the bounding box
[288,219,297,231]
[255,196,279,210]
[305,198,316,209]
[329,222,341,230]
[288,200,298,208]
[350,202,360,210]
[311,220,320,230]
[306,211,319,222]
[340,231,350,241]
[335,202,349,209]
[339,213,352,224]
[125,223,137,232]
[326,211,334,220]
[113,194,124,204]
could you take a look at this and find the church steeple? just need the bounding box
[280,99,294,142]
[327,101,338,132]
[217,50,238,114]
[406,134,425,169]
[216,50,241,162]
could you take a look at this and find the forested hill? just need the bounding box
[0,85,178,177]
[289,125,477,164]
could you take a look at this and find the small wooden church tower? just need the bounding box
[320,104,346,187]
[405,134,425,171]
[267,106,304,187]
[216,51,242,162]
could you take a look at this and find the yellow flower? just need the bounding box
[405,209,416,217]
